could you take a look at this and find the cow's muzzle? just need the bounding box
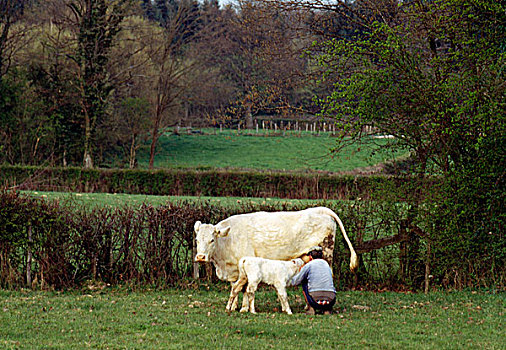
[195,254,208,262]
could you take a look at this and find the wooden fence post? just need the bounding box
[424,241,431,294]
[193,232,199,279]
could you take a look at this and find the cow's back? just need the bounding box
[218,209,336,262]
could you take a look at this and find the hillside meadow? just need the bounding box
[0,287,503,349]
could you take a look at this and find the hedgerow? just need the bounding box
[0,165,437,200]
[1,188,503,291]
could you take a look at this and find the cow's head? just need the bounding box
[194,221,231,262]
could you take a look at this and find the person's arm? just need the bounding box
[290,263,309,286]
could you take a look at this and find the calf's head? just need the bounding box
[194,221,231,262]
[291,258,305,271]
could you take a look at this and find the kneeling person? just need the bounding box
[291,246,336,315]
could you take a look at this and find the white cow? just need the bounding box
[226,257,305,314]
[194,207,358,310]
[194,207,358,281]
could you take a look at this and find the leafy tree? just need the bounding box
[27,61,83,166]
[0,0,32,78]
[69,0,132,168]
[309,0,505,287]
[0,0,48,164]
[141,0,156,20]
[0,76,20,163]
[142,1,204,169]
[200,0,310,129]
[105,97,151,168]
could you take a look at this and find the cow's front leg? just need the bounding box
[239,283,249,312]
[226,285,239,313]
[245,282,259,314]
[230,294,239,311]
[227,278,246,313]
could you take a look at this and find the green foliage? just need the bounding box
[27,61,84,165]
[0,78,18,161]
[72,0,131,166]
[430,132,505,288]
[316,0,505,171]
[0,165,430,200]
[313,0,505,290]
[0,77,18,121]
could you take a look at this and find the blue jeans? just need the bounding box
[302,281,336,312]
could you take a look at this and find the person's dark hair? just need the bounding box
[309,249,323,259]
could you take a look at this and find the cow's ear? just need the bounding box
[194,221,202,232]
[216,226,231,237]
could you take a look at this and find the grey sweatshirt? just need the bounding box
[290,259,336,293]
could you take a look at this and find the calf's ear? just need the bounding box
[216,226,231,237]
[194,221,202,232]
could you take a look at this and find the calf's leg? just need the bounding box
[274,283,292,314]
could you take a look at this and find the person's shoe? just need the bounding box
[305,306,315,315]
[323,310,332,315]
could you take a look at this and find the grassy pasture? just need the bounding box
[0,288,503,349]
[24,190,326,209]
[134,129,405,172]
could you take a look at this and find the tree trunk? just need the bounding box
[149,103,163,169]
[83,110,93,168]
[399,221,408,282]
[424,241,431,294]
[83,151,93,169]
[149,127,158,169]
[129,136,136,169]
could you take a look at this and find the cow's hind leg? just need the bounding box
[321,228,336,266]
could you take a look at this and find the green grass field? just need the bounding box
[0,288,503,349]
[25,191,329,209]
[134,129,405,172]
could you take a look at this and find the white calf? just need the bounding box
[226,257,305,315]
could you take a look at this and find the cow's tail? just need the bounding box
[317,207,358,272]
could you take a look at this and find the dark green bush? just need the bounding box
[430,163,505,289]
[0,165,437,200]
